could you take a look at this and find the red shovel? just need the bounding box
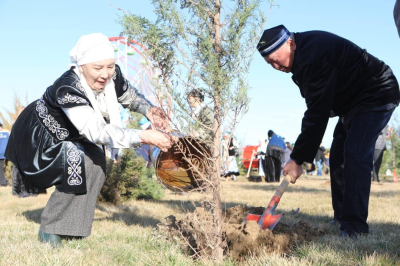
[244,175,291,230]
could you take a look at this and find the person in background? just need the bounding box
[305,161,316,175]
[324,151,330,175]
[0,122,10,186]
[221,131,240,180]
[315,143,326,176]
[372,125,389,183]
[325,151,330,167]
[256,138,266,181]
[281,142,293,176]
[284,142,293,164]
[265,130,285,182]
[187,89,213,139]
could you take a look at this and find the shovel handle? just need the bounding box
[273,175,291,199]
[246,150,255,178]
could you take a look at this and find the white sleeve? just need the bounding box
[62,106,142,148]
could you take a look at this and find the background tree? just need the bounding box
[0,93,29,182]
[0,93,28,131]
[117,0,273,260]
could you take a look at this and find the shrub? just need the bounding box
[99,149,164,204]
[4,160,13,185]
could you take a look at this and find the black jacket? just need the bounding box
[5,65,151,194]
[290,31,400,164]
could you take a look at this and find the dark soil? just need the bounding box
[155,205,323,260]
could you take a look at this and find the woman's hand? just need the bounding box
[141,130,178,152]
[282,159,303,184]
[146,107,171,133]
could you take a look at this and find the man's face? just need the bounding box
[263,39,296,73]
[80,59,116,90]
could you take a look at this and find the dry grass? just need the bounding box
[1,175,400,265]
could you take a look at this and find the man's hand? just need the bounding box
[146,107,171,132]
[141,130,178,152]
[283,159,303,184]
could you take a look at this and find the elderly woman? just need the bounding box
[5,33,175,247]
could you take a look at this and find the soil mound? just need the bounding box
[155,205,323,260]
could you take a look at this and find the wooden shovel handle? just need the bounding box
[246,150,255,178]
[273,175,291,199]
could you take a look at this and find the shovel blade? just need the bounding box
[244,213,261,223]
[243,213,282,231]
[259,213,282,230]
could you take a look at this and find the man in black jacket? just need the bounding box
[257,25,400,238]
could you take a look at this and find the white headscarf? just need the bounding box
[259,137,266,150]
[70,33,114,66]
[69,33,122,131]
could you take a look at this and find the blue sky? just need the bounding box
[1,0,399,148]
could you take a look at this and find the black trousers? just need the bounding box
[330,110,393,233]
[264,156,281,182]
[372,149,384,182]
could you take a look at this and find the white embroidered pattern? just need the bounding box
[73,81,85,93]
[57,93,87,105]
[112,71,117,80]
[36,98,69,140]
[66,142,83,186]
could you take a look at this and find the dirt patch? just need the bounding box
[155,205,324,260]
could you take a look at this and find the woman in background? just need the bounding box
[221,132,240,180]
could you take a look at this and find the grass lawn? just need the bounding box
[1,175,400,265]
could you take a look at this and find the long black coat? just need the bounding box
[289,31,400,164]
[5,65,151,194]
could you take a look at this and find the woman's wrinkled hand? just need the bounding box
[146,107,171,133]
[141,130,178,152]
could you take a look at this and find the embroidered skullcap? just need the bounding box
[257,25,291,57]
[139,117,151,130]
[70,33,115,65]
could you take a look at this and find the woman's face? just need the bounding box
[80,59,115,90]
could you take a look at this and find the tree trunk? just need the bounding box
[210,0,224,261]
[211,97,223,260]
